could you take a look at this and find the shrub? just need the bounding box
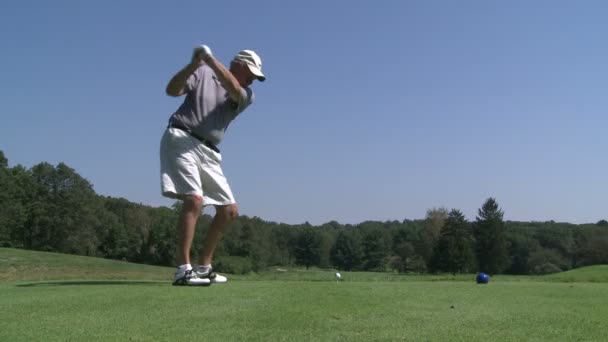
[214,256,253,274]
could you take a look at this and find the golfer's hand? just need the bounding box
[191,45,213,65]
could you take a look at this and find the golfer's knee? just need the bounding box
[217,203,238,223]
[182,195,204,213]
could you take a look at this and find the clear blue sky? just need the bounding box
[1,1,607,225]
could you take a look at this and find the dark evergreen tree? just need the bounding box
[430,209,475,274]
[474,198,510,274]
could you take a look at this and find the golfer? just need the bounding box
[161,44,265,286]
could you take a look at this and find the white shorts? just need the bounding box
[160,128,235,206]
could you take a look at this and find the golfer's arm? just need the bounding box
[166,63,199,97]
[203,55,245,103]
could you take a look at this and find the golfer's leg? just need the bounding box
[176,195,204,266]
[161,128,206,266]
[198,203,238,266]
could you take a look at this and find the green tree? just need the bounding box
[24,162,101,255]
[362,229,387,271]
[3,165,32,247]
[391,241,418,273]
[415,207,448,268]
[527,247,570,275]
[235,218,272,271]
[269,224,296,265]
[330,230,362,271]
[573,226,608,267]
[142,206,177,265]
[505,226,539,274]
[123,205,153,261]
[474,198,510,274]
[391,226,424,273]
[430,209,475,274]
[534,224,574,270]
[0,151,7,168]
[583,235,608,264]
[0,157,28,247]
[100,197,137,260]
[97,202,128,259]
[294,227,322,269]
[317,230,334,269]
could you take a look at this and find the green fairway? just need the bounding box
[1,248,607,341]
[542,264,608,283]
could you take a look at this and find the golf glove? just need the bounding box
[193,44,212,61]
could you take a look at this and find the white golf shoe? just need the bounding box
[172,269,211,286]
[194,266,228,284]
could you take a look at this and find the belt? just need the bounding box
[168,122,220,153]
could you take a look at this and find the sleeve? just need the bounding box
[185,66,205,92]
[235,87,255,113]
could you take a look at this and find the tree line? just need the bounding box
[1,150,607,275]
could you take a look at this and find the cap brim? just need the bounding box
[246,64,266,82]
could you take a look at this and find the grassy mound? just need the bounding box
[542,265,608,283]
[0,247,172,282]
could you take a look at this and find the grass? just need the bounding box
[0,247,172,282]
[1,248,608,341]
[542,264,608,283]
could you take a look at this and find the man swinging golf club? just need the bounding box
[161,44,265,286]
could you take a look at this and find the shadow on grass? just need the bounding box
[17,280,167,287]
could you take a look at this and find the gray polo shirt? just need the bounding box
[169,65,254,145]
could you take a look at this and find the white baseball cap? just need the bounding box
[233,49,265,81]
